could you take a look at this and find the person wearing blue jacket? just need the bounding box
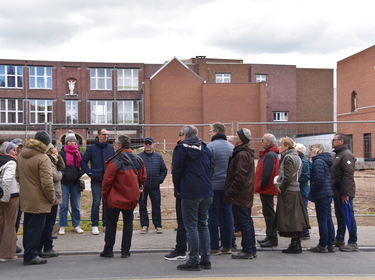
[309,143,335,253]
[172,125,213,271]
[138,137,167,234]
[80,129,115,235]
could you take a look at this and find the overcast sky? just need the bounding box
[1,0,374,69]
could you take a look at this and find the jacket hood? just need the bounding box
[94,136,110,148]
[180,136,206,160]
[313,152,333,167]
[20,138,48,158]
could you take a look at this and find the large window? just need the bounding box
[273,111,289,122]
[30,100,52,124]
[66,100,78,124]
[118,69,139,90]
[0,99,23,123]
[118,100,139,123]
[215,73,231,83]
[0,65,23,88]
[91,101,112,124]
[90,68,112,90]
[30,66,52,89]
[256,74,267,83]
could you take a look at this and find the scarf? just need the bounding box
[64,144,81,167]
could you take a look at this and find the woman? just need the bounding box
[309,143,335,253]
[0,141,19,262]
[58,130,85,234]
[274,137,310,254]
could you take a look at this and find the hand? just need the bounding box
[341,196,349,204]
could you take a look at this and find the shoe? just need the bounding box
[164,250,186,260]
[140,226,148,234]
[257,237,268,244]
[52,235,58,239]
[177,262,201,271]
[100,250,114,258]
[301,233,310,240]
[219,247,232,254]
[334,240,345,247]
[199,261,211,269]
[310,245,328,253]
[234,230,242,237]
[23,257,48,265]
[282,238,302,254]
[231,251,254,259]
[328,246,336,253]
[58,227,65,235]
[121,251,131,258]
[74,226,84,234]
[210,249,221,255]
[260,240,278,247]
[339,243,360,252]
[16,245,22,253]
[39,249,59,258]
[156,227,163,234]
[92,226,100,235]
[0,256,17,262]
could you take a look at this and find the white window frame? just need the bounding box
[273,111,289,122]
[256,74,267,83]
[90,100,113,124]
[30,100,52,124]
[118,69,139,90]
[215,73,231,83]
[0,65,23,88]
[29,66,52,89]
[90,68,112,90]
[0,99,24,124]
[66,100,78,124]
[118,100,139,124]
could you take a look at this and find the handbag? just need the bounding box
[78,179,86,192]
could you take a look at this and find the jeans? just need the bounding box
[181,196,212,265]
[23,212,47,260]
[208,190,233,250]
[91,181,105,227]
[175,197,187,254]
[232,205,256,254]
[139,188,162,228]
[259,194,277,242]
[334,196,357,244]
[103,207,134,253]
[59,184,81,227]
[302,194,310,235]
[315,197,335,247]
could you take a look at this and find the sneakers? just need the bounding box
[310,245,328,253]
[340,243,360,252]
[58,227,65,235]
[121,251,131,258]
[199,261,211,269]
[210,249,221,255]
[301,233,310,240]
[140,226,148,234]
[164,250,186,260]
[177,262,201,271]
[231,251,255,259]
[92,226,100,235]
[219,247,232,254]
[74,226,84,234]
[334,240,345,247]
[39,249,59,258]
[328,246,336,253]
[100,250,114,258]
[23,257,48,265]
[156,227,163,234]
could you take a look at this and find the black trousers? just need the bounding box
[260,193,278,241]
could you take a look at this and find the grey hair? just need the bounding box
[264,133,276,144]
[117,135,131,149]
[181,125,198,138]
[211,122,226,134]
[0,141,17,155]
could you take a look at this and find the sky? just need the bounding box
[1,0,374,69]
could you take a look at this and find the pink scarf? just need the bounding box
[64,144,82,167]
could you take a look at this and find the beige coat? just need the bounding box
[50,154,65,205]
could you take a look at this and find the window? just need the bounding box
[256,74,267,83]
[351,91,357,112]
[66,100,78,124]
[30,100,52,124]
[90,100,112,124]
[118,69,139,90]
[273,111,289,122]
[90,68,112,90]
[0,99,23,123]
[30,67,52,89]
[118,100,139,123]
[216,73,231,83]
[0,65,23,88]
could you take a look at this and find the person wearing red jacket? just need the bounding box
[100,135,146,259]
[254,133,280,247]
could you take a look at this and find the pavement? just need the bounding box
[16,226,375,256]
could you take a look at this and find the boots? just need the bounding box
[282,238,302,254]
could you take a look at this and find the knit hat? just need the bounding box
[237,128,250,144]
[47,143,54,151]
[35,131,51,146]
[65,130,77,143]
[295,143,306,154]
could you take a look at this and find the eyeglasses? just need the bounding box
[332,139,341,142]
[178,133,184,137]
[101,134,109,136]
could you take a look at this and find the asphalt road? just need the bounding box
[1,251,375,280]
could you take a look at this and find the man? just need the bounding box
[100,135,146,258]
[331,133,359,252]
[16,131,54,265]
[254,133,280,248]
[172,125,213,271]
[81,128,115,235]
[138,137,167,234]
[224,128,256,259]
[207,122,234,255]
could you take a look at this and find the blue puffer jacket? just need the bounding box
[299,154,311,197]
[172,136,213,198]
[310,152,334,201]
[80,137,115,182]
[138,151,167,190]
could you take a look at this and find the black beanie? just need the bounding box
[237,129,250,144]
[35,131,51,146]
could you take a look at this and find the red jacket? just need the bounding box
[102,149,146,210]
[254,144,280,196]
